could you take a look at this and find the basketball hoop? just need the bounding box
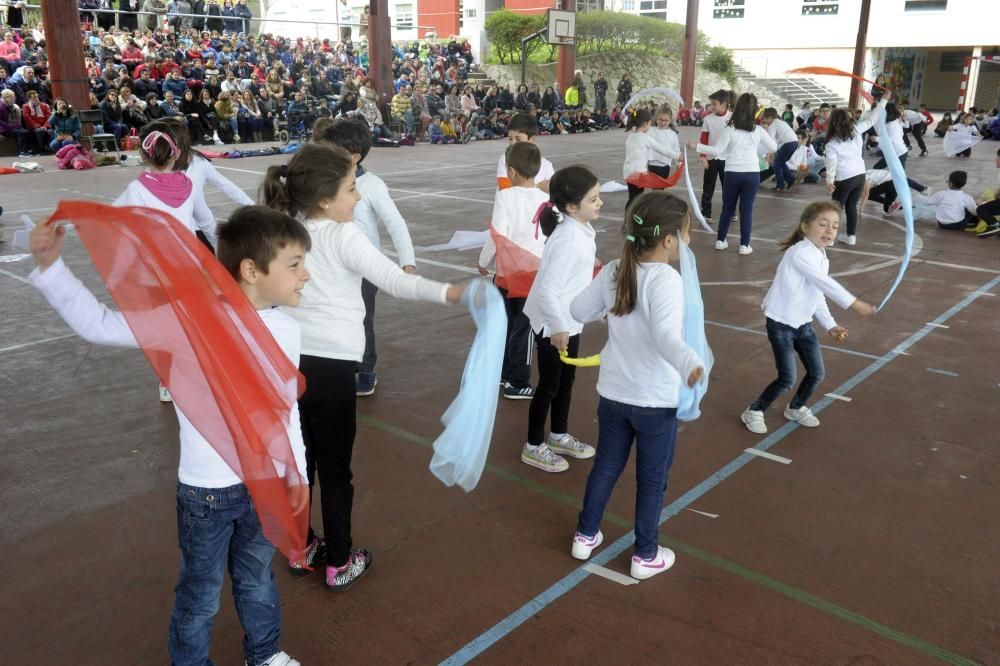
[546,9,575,46]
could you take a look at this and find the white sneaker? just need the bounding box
[158,383,172,403]
[738,244,753,255]
[740,408,767,434]
[630,545,676,580]
[547,433,595,459]
[571,530,604,560]
[714,239,729,251]
[521,443,569,472]
[249,652,302,666]
[837,234,856,246]
[784,405,820,427]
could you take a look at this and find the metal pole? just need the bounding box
[848,0,871,109]
[679,0,698,108]
[521,28,547,87]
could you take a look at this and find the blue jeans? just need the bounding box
[717,170,760,247]
[749,318,826,412]
[772,141,798,190]
[169,483,282,666]
[577,398,678,559]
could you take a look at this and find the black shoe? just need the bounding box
[326,548,373,591]
[288,538,327,575]
[978,223,1000,238]
[502,382,535,400]
[920,151,928,157]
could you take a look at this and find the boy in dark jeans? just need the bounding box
[698,89,731,222]
[28,207,311,666]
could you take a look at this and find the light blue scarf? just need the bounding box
[873,103,915,310]
[676,234,713,421]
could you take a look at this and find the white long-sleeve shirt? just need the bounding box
[623,130,680,178]
[523,216,596,337]
[114,177,217,244]
[701,110,732,150]
[697,125,777,173]
[884,118,908,157]
[646,126,680,168]
[762,239,856,332]
[355,170,416,268]
[767,118,798,146]
[29,257,307,488]
[570,260,703,408]
[289,218,450,361]
[824,107,877,184]
[479,185,549,268]
[186,155,255,206]
[916,189,978,224]
[497,153,555,185]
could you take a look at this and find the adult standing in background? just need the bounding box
[190,0,205,31]
[205,0,223,33]
[235,0,252,34]
[572,70,587,110]
[616,72,632,108]
[360,5,369,40]
[340,0,353,43]
[119,0,140,31]
[593,71,608,114]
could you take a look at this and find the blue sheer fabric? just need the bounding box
[429,279,507,491]
[874,104,915,311]
[676,234,713,421]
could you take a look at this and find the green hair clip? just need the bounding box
[632,214,644,226]
[625,234,636,242]
[653,224,660,237]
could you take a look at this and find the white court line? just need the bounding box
[685,508,720,519]
[0,267,30,284]
[825,393,853,402]
[581,563,639,586]
[743,448,792,465]
[926,368,960,377]
[0,333,77,353]
[926,322,950,329]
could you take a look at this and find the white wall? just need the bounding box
[263,0,418,41]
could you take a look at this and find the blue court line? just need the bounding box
[926,368,960,377]
[705,319,882,361]
[441,273,1000,665]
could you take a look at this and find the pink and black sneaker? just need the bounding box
[288,538,327,576]
[630,546,676,580]
[326,548,374,591]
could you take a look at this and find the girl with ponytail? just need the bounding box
[261,143,466,592]
[521,165,602,473]
[567,191,705,580]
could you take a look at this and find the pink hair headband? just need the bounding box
[142,130,178,159]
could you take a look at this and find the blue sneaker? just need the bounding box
[502,382,535,400]
[356,372,377,397]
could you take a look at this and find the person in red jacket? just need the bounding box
[21,89,51,153]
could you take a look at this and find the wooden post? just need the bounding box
[556,1,575,101]
[848,0,871,109]
[679,0,698,109]
[367,0,394,122]
[42,0,90,111]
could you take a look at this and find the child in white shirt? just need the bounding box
[479,142,550,399]
[741,201,875,435]
[698,89,733,220]
[646,105,680,180]
[623,108,680,207]
[914,170,979,230]
[498,113,555,191]
[29,206,309,666]
[568,191,704,580]
[521,165,603,473]
[313,117,418,396]
[760,107,799,192]
[262,143,465,590]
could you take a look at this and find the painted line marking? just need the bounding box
[581,563,639,586]
[359,414,980,666]
[980,292,996,296]
[926,368,960,377]
[825,393,852,402]
[872,242,894,247]
[926,323,950,329]
[0,267,30,284]
[685,508,720,519]
[0,333,77,353]
[442,273,1000,666]
[743,448,793,465]
[705,320,882,361]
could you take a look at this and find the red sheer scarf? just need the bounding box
[49,201,308,561]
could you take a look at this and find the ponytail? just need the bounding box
[540,165,599,237]
[611,192,692,316]
[625,108,651,132]
[260,143,354,218]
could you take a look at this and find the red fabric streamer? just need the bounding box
[49,201,309,561]
[785,66,889,91]
[626,165,684,190]
[489,223,539,298]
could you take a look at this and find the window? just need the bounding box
[802,0,837,15]
[576,0,602,11]
[466,8,476,18]
[713,0,744,19]
[939,51,969,72]
[904,0,947,10]
[395,3,413,28]
[639,0,666,10]
[623,0,635,9]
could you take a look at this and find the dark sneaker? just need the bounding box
[288,538,327,575]
[356,372,377,397]
[326,548,373,591]
[978,222,1000,238]
[502,382,535,400]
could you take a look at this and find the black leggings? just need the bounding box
[527,333,579,446]
[832,173,866,236]
[298,355,357,568]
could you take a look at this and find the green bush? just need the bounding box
[702,44,737,86]
[486,10,689,64]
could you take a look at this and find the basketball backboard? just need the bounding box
[546,9,575,46]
